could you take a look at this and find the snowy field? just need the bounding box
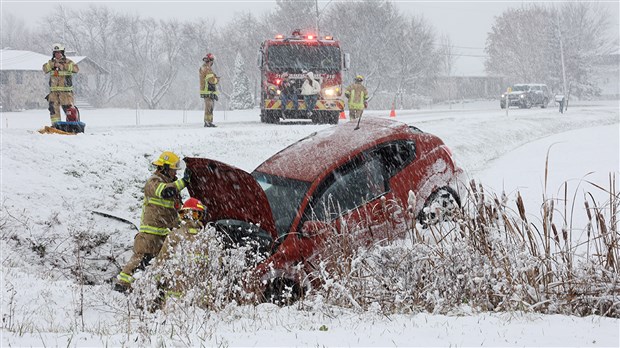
[1,99,619,346]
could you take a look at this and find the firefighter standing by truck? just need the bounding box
[42,43,79,126]
[345,75,369,120]
[115,151,190,293]
[199,53,219,128]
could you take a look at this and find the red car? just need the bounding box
[185,117,461,301]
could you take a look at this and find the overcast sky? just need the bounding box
[2,1,619,76]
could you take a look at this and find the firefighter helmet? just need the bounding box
[180,197,206,221]
[181,197,206,212]
[152,151,181,169]
[355,75,364,82]
[52,43,65,52]
[203,53,215,62]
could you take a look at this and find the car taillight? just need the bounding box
[275,78,282,85]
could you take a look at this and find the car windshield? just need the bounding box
[267,44,341,73]
[252,171,311,237]
[512,85,528,91]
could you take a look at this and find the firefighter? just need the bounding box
[280,73,298,117]
[42,43,79,126]
[199,53,219,127]
[114,151,191,293]
[345,75,369,121]
[154,197,209,306]
[300,71,320,117]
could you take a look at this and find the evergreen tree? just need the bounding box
[229,52,254,110]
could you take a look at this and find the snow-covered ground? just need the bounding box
[1,100,619,346]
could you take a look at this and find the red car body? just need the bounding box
[185,117,460,297]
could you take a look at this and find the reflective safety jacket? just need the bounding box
[199,63,219,98]
[139,171,185,236]
[155,219,208,298]
[42,57,79,93]
[345,82,368,110]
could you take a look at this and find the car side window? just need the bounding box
[304,155,387,222]
[374,140,416,176]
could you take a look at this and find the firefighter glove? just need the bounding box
[182,168,191,184]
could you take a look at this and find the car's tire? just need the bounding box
[328,111,339,124]
[262,110,280,124]
[262,277,304,305]
[500,103,506,109]
[417,186,461,227]
[541,98,548,108]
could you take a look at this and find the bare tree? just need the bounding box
[546,2,618,97]
[485,2,617,97]
[120,17,185,109]
[484,4,551,82]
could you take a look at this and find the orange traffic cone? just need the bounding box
[389,103,396,118]
[339,111,346,120]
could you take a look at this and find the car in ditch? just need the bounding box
[500,83,551,109]
[184,117,461,302]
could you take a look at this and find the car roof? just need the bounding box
[255,117,417,182]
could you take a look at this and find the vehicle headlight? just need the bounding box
[322,85,341,99]
[501,94,505,98]
[520,94,525,98]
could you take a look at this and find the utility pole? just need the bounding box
[556,11,567,112]
[315,0,320,36]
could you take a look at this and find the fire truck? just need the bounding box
[258,30,350,124]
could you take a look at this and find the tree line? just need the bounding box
[2,0,616,109]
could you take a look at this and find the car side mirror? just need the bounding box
[301,220,331,238]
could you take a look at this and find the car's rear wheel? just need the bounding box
[541,98,548,108]
[417,186,461,227]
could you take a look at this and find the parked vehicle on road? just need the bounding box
[258,29,350,124]
[185,117,461,303]
[501,83,550,109]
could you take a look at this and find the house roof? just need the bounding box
[0,49,108,74]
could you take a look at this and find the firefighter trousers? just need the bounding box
[117,232,166,286]
[47,92,75,125]
[349,109,364,120]
[203,98,214,123]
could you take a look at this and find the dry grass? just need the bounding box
[301,173,619,317]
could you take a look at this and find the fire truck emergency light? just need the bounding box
[275,34,284,39]
[324,36,333,40]
[307,35,314,40]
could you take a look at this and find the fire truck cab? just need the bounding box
[258,30,349,124]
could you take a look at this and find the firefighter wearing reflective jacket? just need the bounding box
[199,53,219,128]
[345,75,369,120]
[155,198,208,305]
[42,43,79,126]
[115,151,190,293]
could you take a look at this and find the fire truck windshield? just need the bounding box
[267,45,341,73]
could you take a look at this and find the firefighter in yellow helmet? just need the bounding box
[42,43,79,126]
[115,151,191,293]
[199,53,219,127]
[154,197,209,307]
[344,75,369,121]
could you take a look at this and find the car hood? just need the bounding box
[184,157,278,241]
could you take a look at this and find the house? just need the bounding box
[0,49,108,111]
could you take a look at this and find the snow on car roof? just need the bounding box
[255,117,411,182]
